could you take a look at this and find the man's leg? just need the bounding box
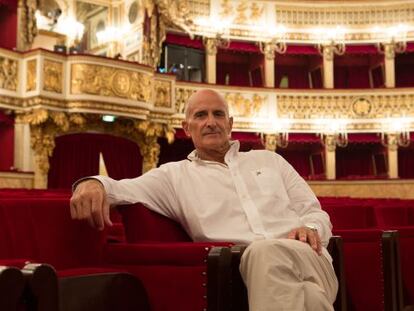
[239,239,338,311]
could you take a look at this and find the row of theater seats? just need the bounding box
[0,188,412,311]
[319,196,414,311]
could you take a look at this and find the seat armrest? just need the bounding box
[327,236,347,311]
[0,266,25,311]
[22,263,150,311]
[103,242,232,266]
[207,246,232,311]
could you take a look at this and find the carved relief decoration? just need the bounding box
[154,80,172,108]
[18,109,175,180]
[71,64,152,102]
[0,57,18,91]
[277,94,414,119]
[27,59,37,91]
[18,0,38,50]
[219,0,264,25]
[224,92,266,117]
[175,87,196,114]
[43,60,63,93]
[352,97,372,117]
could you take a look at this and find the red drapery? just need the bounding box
[0,0,17,49]
[216,48,263,87]
[334,65,371,88]
[276,134,324,178]
[165,33,204,50]
[48,133,142,189]
[335,134,384,179]
[398,133,414,179]
[0,111,14,171]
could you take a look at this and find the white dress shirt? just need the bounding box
[95,140,332,258]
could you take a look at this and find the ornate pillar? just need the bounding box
[30,127,56,189]
[324,135,336,180]
[205,38,218,84]
[386,134,399,178]
[13,119,34,172]
[263,43,275,88]
[263,134,277,152]
[322,45,335,89]
[139,136,161,173]
[384,43,396,88]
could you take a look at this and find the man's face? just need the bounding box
[182,91,233,152]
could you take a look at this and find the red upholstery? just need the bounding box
[323,203,376,229]
[333,229,387,311]
[0,193,233,311]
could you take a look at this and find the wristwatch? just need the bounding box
[305,225,318,232]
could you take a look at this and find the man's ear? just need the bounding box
[182,120,191,137]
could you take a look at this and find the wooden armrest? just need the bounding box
[0,266,25,311]
[327,236,347,311]
[22,263,150,311]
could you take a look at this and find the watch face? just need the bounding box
[128,2,138,24]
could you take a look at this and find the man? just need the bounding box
[71,89,338,310]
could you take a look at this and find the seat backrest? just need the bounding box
[374,204,414,227]
[0,197,107,269]
[118,203,192,243]
[323,204,376,229]
[333,229,399,311]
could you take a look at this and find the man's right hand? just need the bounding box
[70,179,112,230]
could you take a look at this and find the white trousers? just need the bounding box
[239,239,338,311]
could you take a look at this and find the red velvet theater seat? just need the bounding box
[373,204,414,310]
[0,196,233,311]
[333,229,400,311]
[117,203,233,311]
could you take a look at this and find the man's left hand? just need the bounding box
[287,226,322,255]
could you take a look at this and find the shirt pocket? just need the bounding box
[251,168,284,196]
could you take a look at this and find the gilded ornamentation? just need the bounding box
[154,80,172,108]
[0,57,18,91]
[204,38,218,56]
[43,60,63,93]
[386,134,399,151]
[27,59,37,91]
[234,1,248,24]
[262,43,276,60]
[352,98,372,117]
[324,135,337,152]
[17,0,38,50]
[175,87,196,114]
[220,0,232,18]
[250,3,263,21]
[224,93,265,117]
[264,134,277,152]
[71,64,153,102]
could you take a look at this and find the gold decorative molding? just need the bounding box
[0,57,18,91]
[43,60,63,93]
[154,80,172,108]
[27,59,37,91]
[175,87,196,114]
[71,64,153,102]
[224,92,265,117]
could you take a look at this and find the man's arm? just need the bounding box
[275,155,332,254]
[70,165,179,230]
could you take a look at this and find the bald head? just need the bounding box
[185,89,229,120]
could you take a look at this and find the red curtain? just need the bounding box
[0,111,14,171]
[165,33,203,50]
[275,66,310,88]
[0,1,17,49]
[334,66,371,88]
[398,134,414,178]
[216,49,263,87]
[395,53,414,87]
[48,133,142,189]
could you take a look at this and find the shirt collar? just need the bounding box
[187,140,240,163]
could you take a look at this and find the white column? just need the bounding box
[263,43,275,88]
[384,44,396,88]
[387,134,399,178]
[324,135,336,180]
[205,38,217,84]
[322,46,335,89]
[14,121,34,172]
